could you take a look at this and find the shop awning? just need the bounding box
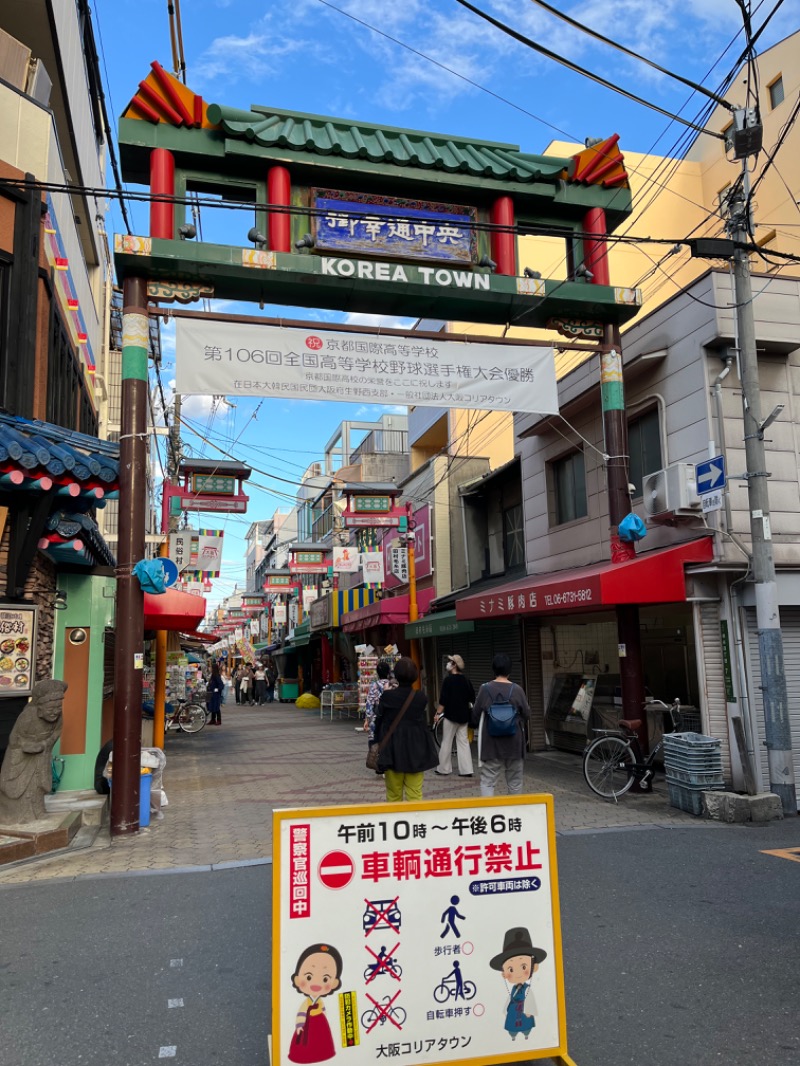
[455,537,714,621]
[405,610,475,640]
[144,588,206,631]
[342,588,437,633]
[286,620,312,648]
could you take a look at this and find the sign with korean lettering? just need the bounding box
[175,320,558,416]
[273,797,568,1066]
[0,605,37,698]
[313,190,476,265]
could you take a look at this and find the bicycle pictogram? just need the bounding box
[361,992,406,1033]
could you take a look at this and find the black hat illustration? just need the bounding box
[489,927,548,971]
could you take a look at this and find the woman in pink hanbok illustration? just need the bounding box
[288,943,343,1063]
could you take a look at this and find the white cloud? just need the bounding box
[342,312,417,330]
[193,32,306,85]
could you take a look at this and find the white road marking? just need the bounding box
[168,998,184,1009]
[158,1048,177,1058]
[169,959,183,968]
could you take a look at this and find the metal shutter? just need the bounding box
[522,622,546,751]
[746,607,800,797]
[697,603,731,779]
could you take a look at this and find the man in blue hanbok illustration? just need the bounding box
[489,927,547,1041]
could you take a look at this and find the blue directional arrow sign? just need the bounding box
[695,456,726,495]
[159,558,180,588]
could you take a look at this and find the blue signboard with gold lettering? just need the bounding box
[313,189,476,264]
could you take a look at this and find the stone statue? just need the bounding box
[0,679,67,824]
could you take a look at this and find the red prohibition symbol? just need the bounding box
[318,850,355,889]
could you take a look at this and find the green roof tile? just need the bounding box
[205,103,571,185]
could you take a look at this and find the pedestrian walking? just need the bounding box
[471,653,530,796]
[254,663,267,705]
[239,665,252,706]
[359,660,392,739]
[233,665,242,705]
[373,656,438,802]
[266,660,278,703]
[206,662,225,726]
[433,654,475,777]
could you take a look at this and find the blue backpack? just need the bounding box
[485,684,518,737]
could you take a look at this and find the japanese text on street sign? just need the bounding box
[274,797,567,1066]
[175,320,559,416]
[314,194,476,265]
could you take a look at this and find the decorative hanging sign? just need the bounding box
[333,546,360,573]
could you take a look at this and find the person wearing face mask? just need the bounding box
[434,654,475,778]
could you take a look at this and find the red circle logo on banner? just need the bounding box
[305,335,323,350]
[318,850,355,889]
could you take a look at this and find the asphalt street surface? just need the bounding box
[1,819,798,1066]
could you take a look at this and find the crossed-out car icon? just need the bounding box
[363,900,402,933]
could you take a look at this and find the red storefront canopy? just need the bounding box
[455,537,714,621]
[144,588,206,631]
[342,588,437,633]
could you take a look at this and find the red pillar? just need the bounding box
[490,196,516,276]
[583,206,610,286]
[150,148,175,239]
[268,165,291,253]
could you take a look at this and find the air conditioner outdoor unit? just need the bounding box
[643,463,700,518]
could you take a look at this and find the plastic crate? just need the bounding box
[665,754,725,771]
[667,780,725,817]
[666,766,726,788]
[664,731,722,751]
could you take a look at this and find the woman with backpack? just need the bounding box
[471,653,531,796]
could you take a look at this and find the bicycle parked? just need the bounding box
[582,698,683,801]
[142,697,207,735]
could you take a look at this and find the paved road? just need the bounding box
[2,819,797,1066]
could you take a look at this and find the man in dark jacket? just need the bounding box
[374,656,438,801]
[471,653,530,796]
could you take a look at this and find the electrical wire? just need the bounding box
[522,0,733,109]
[452,0,725,138]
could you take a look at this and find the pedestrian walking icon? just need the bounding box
[440,895,465,938]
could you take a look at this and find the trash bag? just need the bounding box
[618,512,647,542]
[133,558,167,594]
[295,692,321,709]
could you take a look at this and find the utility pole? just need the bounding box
[726,171,797,814]
[154,392,182,750]
[111,276,148,835]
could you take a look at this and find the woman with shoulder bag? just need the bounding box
[372,657,438,802]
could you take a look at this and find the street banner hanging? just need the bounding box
[274,604,287,624]
[333,546,360,573]
[361,552,385,586]
[272,796,572,1066]
[175,319,559,416]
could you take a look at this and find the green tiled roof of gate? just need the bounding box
[206,103,572,183]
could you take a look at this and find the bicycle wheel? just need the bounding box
[392,1007,406,1027]
[360,1008,378,1029]
[433,982,451,1004]
[461,981,476,1000]
[582,735,636,799]
[178,704,207,733]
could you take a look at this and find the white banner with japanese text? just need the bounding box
[333,545,361,573]
[273,797,567,1066]
[175,320,559,415]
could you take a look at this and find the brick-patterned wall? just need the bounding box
[0,525,56,681]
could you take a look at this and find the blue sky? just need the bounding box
[91,0,799,606]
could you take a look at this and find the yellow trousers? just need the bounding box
[384,770,424,803]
